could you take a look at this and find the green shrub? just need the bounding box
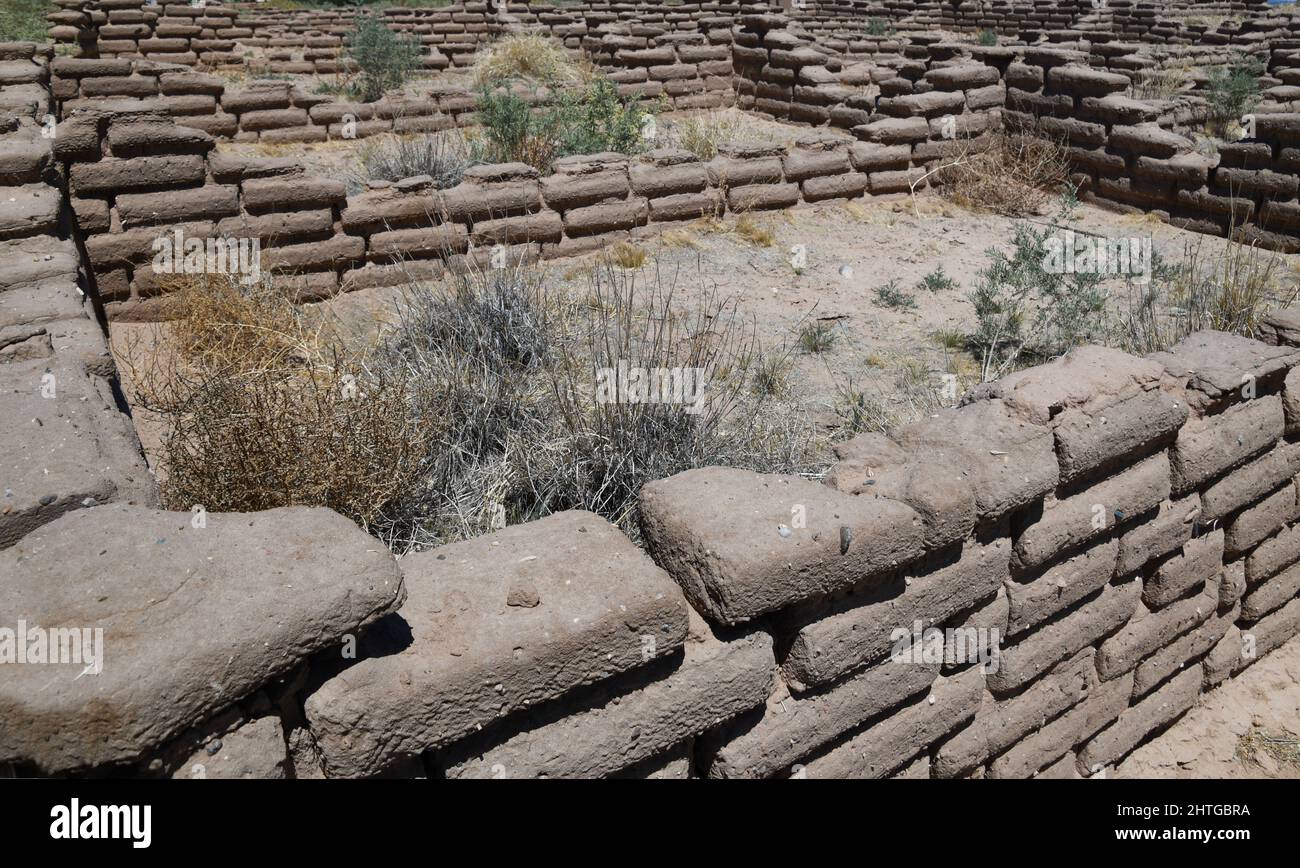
[865,18,893,37]
[916,265,957,293]
[967,222,1108,380]
[1206,54,1264,133]
[875,279,917,310]
[347,13,422,102]
[475,76,653,172]
[977,29,998,46]
[0,0,50,41]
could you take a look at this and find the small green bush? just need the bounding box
[1206,54,1264,133]
[355,131,474,188]
[475,76,652,172]
[347,13,422,102]
[875,279,917,310]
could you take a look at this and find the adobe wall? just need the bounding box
[7,6,1300,778]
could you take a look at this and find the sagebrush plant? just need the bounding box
[129,256,825,552]
[668,109,765,161]
[347,13,422,102]
[916,265,957,293]
[967,221,1109,380]
[474,76,652,172]
[1206,54,1264,137]
[977,29,998,46]
[354,131,474,188]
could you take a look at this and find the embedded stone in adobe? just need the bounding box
[639,467,924,626]
[304,511,691,778]
[0,504,405,774]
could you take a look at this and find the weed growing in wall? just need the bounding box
[347,12,423,102]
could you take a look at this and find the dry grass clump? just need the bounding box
[938,132,1071,217]
[607,240,648,269]
[667,109,767,161]
[733,214,777,246]
[121,274,436,539]
[126,257,825,553]
[1128,60,1194,102]
[473,32,591,86]
[1117,231,1299,354]
[354,130,474,188]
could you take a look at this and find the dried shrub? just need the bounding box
[120,274,436,539]
[938,132,1071,217]
[472,32,590,86]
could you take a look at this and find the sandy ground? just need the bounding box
[1115,634,1300,779]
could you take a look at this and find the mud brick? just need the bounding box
[796,667,984,779]
[965,84,1006,111]
[236,108,308,132]
[640,468,924,626]
[107,120,213,157]
[443,179,541,222]
[1108,125,1194,158]
[706,155,784,187]
[1239,597,1300,668]
[1069,146,1127,175]
[71,155,205,195]
[562,198,648,236]
[50,57,133,78]
[116,185,239,228]
[629,161,707,198]
[782,148,850,182]
[1115,494,1200,576]
[541,168,629,212]
[1046,65,1130,98]
[1246,522,1300,584]
[1008,539,1118,636]
[895,400,1056,521]
[304,512,690,777]
[1285,366,1300,433]
[443,616,773,780]
[1220,560,1246,610]
[208,153,302,184]
[1080,94,1160,125]
[987,579,1140,694]
[1144,529,1224,609]
[880,90,966,119]
[86,220,214,269]
[1203,624,1244,689]
[892,753,930,779]
[367,224,468,260]
[261,234,364,272]
[70,196,111,234]
[1167,396,1283,495]
[830,454,976,550]
[222,88,291,113]
[241,176,346,213]
[159,72,223,96]
[869,167,928,194]
[701,655,936,779]
[801,172,867,202]
[216,209,335,245]
[1154,330,1300,415]
[1077,665,1200,773]
[648,191,721,222]
[1215,167,1300,198]
[1004,63,1043,91]
[471,211,563,246]
[987,672,1133,779]
[176,112,238,138]
[781,538,1009,691]
[984,345,1186,484]
[943,586,1008,674]
[1096,579,1219,680]
[1006,89,1073,116]
[1225,481,1300,555]
[925,64,1000,91]
[933,648,1097,778]
[1037,115,1106,148]
[845,142,908,174]
[1134,603,1237,698]
[1241,559,1300,622]
[1014,453,1170,570]
[1175,188,1254,223]
[854,116,930,145]
[1200,441,1300,523]
[1134,153,1215,187]
[340,259,445,293]
[80,76,158,98]
[726,182,799,211]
